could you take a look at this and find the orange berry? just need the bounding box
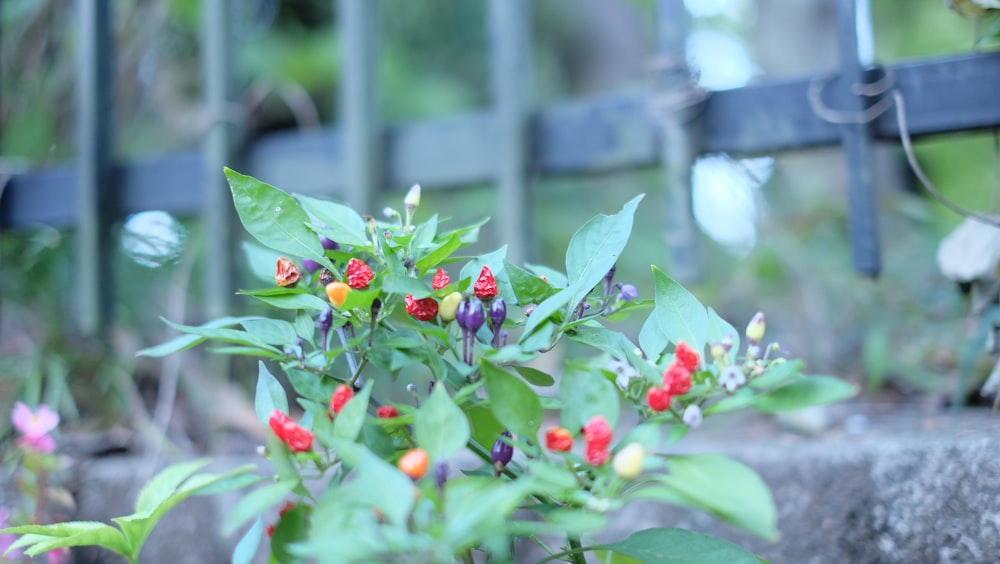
[398,448,429,480]
[325,281,350,307]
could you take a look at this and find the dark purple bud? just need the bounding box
[303,258,321,273]
[457,297,485,333]
[321,237,339,251]
[617,283,638,302]
[491,430,514,475]
[434,459,448,490]
[317,307,333,333]
[490,298,507,347]
[604,264,617,295]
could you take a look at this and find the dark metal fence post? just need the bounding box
[837,0,880,276]
[338,0,380,214]
[655,0,703,283]
[77,0,115,335]
[489,0,531,265]
[202,0,239,319]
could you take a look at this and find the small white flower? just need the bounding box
[682,405,703,428]
[719,365,746,392]
[608,359,637,389]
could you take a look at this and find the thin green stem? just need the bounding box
[534,538,612,564]
[461,548,475,564]
[567,537,586,564]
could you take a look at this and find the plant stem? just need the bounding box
[461,549,475,564]
[567,536,586,564]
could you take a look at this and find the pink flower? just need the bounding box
[0,507,23,560]
[12,402,59,453]
[45,547,70,564]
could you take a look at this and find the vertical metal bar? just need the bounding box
[202,0,238,319]
[489,0,531,265]
[338,0,380,214]
[77,0,114,335]
[837,0,880,276]
[655,0,701,283]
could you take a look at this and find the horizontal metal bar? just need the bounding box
[3,52,999,230]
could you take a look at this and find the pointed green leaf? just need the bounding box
[255,361,288,426]
[749,360,804,390]
[224,480,297,535]
[333,380,373,441]
[481,361,542,441]
[565,194,643,287]
[752,376,857,413]
[651,266,708,352]
[231,517,264,564]
[297,193,370,249]
[559,365,620,431]
[415,384,470,460]
[136,316,259,357]
[513,366,555,387]
[225,168,332,269]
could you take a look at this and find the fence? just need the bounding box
[2,0,1000,337]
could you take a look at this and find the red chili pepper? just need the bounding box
[431,268,450,290]
[474,266,498,299]
[581,415,612,449]
[377,405,399,419]
[646,386,672,412]
[330,384,354,415]
[405,295,439,321]
[544,427,574,452]
[674,340,701,372]
[268,410,314,453]
[584,442,610,466]
[346,258,374,289]
[663,363,692,395]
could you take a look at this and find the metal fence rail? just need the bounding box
[2,0,999,335]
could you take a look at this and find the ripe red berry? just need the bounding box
[474,266,498,299]
[330,384,354,415]
[345,258,374,289]
[404,294,439,321]
[646,386,672,412]
[582,415,612,449]
[584,442,610,466]
[377,405,399,419]
[268,410,314,453]
[544,427,574,452]
[663,363,692,395]
[674,340,701,372]
[431,268,450,290]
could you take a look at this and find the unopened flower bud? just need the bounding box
[317,307,333,333]
[617,283,638,302]
[745,312,766,344]
[457,297,485,333]
[434,459,448,490]
[404,184,421,210]
[490,298,507,347]
[683,405,703,428]
[382,206,396,219]
[302,258,321,273]
[491,430,514,475]
[321,237,339,251]
[721,333,734,352]
[603,264,617,295]
[612,443,644,479]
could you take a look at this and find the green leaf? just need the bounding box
[651,266,708,352]
[565,194,643,290]
[159,318,281,354]
[635,454,777,540]
[481,361,543,442]
[255,361,288,426]
[505,261,558,306]
[331,440,415,526]
[604,528,761,564]
[239,289,330,311]
[638,312,669,362]
[333,380,373,441]
[464,404,505,456]
[224,480,296,535]
[415,232,463,273]
[231,517,264,564]
[539,508,608,536]
[703,387,755,415]
[749,360,804,390]
[136,316,258,357]
[1,522,130,559]
[443,476,536,551]
[560,365,620,431]
[294,310,317,344]
[242,240,283,285]
[225,168,331,269]
[415,383,470,460]
[381,272,433,298]
[296,193,370,249]
[133,459,211,515]
[241,318,298,346]
[752,376,857,413]
[513,366,555,387]
[519,286,573,340]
